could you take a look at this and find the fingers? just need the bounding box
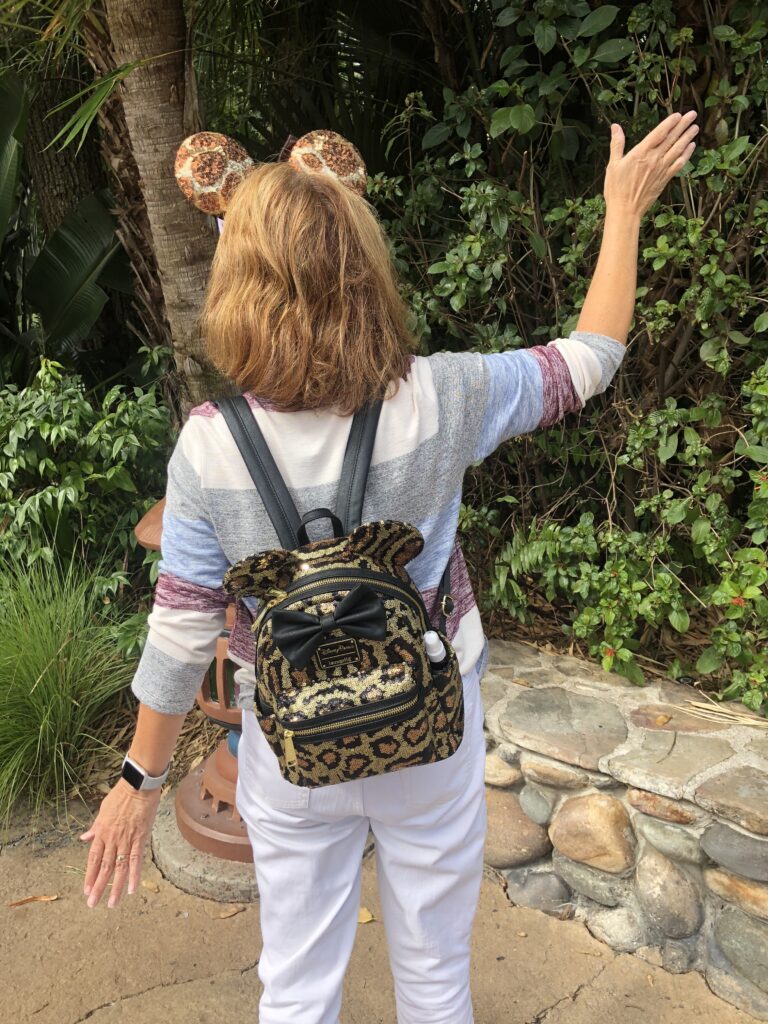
[664,121,699,165]
[107,851,134,908]
[608,123,625,163]
[636,110,697,155]
[658,111,698,159]
[670,140,697,174]
[83,835,105,897]
[128,845,145,897]
[635,111,683,153]
[87,848,117,908]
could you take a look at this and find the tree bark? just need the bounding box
[102,0,229,408]
[25,76,106,234]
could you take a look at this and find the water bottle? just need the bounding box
[423,630,449,671]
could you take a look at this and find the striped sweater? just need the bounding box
[131,331,626,715]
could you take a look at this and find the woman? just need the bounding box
[80,111,698,1023]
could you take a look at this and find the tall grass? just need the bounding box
[0,555,135,826]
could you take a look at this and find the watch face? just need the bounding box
[122,760,144,790]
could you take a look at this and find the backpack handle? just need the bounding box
[296,508,345,546]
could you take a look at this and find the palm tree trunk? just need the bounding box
[102,0,229,409]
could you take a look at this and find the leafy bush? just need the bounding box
[0,358,171,593]
[370,0,768,710]
[0,555,136,824]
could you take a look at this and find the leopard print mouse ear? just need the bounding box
[223,548,301,601]
[348,521,425,572]
[174,131,255,216]
[286,130,368,196]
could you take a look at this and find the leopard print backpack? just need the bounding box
[217,395,464,788]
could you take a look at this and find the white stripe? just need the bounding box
[146,605,226,665]
[183,357,440,490]
[546,337,602,405]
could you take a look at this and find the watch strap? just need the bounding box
[121,754,170,791]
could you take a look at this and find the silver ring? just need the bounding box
[115,853,128,863]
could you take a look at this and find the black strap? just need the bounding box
[296,508,345,546]
[336,400,383,532]
[217,396,302,549]
[436,560,453,633]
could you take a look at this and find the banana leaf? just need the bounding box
[0,72,27,243]
[24,190,125,351]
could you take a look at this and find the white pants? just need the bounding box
[235,659,487,1024]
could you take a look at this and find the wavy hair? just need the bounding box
[201,162,418,414]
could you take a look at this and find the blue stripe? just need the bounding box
[476,350,544,461]
[408,493,463,589]
[159,513,231,589]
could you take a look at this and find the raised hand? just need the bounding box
[604,111,699,219]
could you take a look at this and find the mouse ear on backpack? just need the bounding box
[223,548,301,601]
[348,521,424,572]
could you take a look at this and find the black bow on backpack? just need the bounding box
[271,584,387,670]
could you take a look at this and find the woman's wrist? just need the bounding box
[604,202,643,229]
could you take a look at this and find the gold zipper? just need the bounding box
[285,574,423,611]
[280,693,420,766]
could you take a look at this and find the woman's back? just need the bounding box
[133,333,624,715]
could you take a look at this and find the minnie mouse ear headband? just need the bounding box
[174,128,368,217]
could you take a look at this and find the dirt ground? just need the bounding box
[1,800,757,1024]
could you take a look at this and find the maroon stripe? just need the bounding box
[529,345,582,427]
[155,572,230,612]
[229,603,256,663]
[189,401,219,418]
[422,541,477,642]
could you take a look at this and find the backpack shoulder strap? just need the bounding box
[336,399,383,532]
[216,396,301,550]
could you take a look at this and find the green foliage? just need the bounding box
[0,71,133,387]
[0,554,135,824]
[0,359,172,589]
[369,0,768,711]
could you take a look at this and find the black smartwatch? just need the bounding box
[120,754,170,791]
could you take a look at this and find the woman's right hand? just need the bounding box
[604,111,699,220]
[79,778,162,908]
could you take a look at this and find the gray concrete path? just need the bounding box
[1,811,756,1024]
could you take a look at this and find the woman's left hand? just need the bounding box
[79,779,162,908]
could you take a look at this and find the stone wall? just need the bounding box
[481,640,768,1021]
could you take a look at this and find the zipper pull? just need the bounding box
[283,728,297,766]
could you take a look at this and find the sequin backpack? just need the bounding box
[216,395,464,788]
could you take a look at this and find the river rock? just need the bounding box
[714,907,768,994]
[484,788,552,870]
[701,823,768,882]
[519,783,557,826]
[627,788,701,825]
[634,815,704,863]
[705,867,768,922]
[486,639,544,670]
[498,687,627,770]
[548,793,635,874]
[480,671,510,717]
[503,865,573,918]
[630,703,727,733]
[706,939,768,1021]
[519,753,589,789]
[552,851,630,907]
[606,731,734,800]
[484,752,522,788]
[695,765,768,837]
[586,905,648,953]
[635,846,703,939]
[662,939,697,974]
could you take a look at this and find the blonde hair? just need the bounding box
[201,162,418,414]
